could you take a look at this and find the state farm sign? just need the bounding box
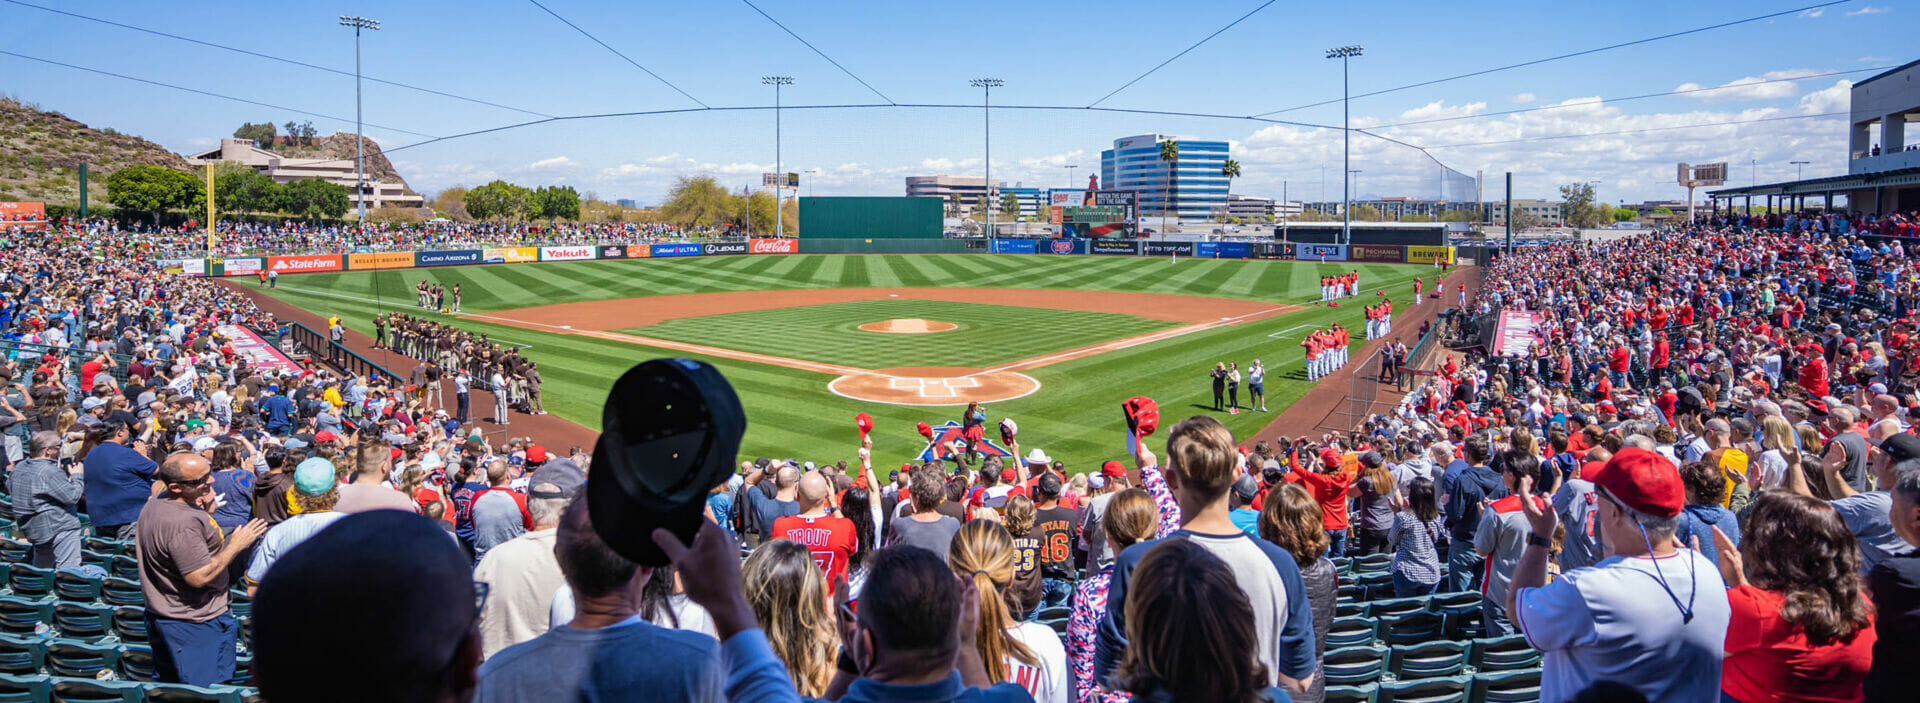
[540,246,596,262]
[749,238,798,254]
[267,254,343,274]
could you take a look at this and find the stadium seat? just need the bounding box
[1353,553,1392,573]
[0,597,52,636]
[1033,606,1070,622]
[1428,591,1481,615]
[1355,571,1396,601]
[46,676,141,702]
[227,654,252,685]
[1378,675,1470,703]
[1336,601,1367,618]
[98,579,142,609]
[77,552,112,571]
[106,558,137,583]
[144,684,244,703]
[51,573,102,604]
[1389,640,1469,681]
[0,634,43,676]
[80,540,124,557]
[1470,635,1543,672]
[0,543,29,567]
[48,606,108,643]
[1327,616,1378,650]
[6,567,53,599]
[0,672,46,703]
[227,594,250,620]
[106,609,144,647]
[1320,646,1387,686]
[1041,618,1068,638]
[1379,611,1445,646]
[1336,583,1365,603]
[1442,608,1485,642]
[1365,595,1430,620]
[42,639,118,679]
[117,646,155,682]
[1470,668,1542,703]
[1325,682,1379,703]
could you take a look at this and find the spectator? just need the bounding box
[1388,477,1446,597]
[1507,447,1731,702]
[1256,483,1333,703]
[1080,461,1133,568]
[1554,451,1608,571]
[1712,491,1876,703]
[9,431,84,568]
[1114,538,1292,703]
[820,546,1026,702]
[1003,496,1044,619]
[1476,449,1547,637]
[746,462,802,547]
[245,458,346,595]
[1229,474,1261,535]
[743,539,840,697]
[1799,434,1920,574]
[1675,461,1741,570]
[206,441,259,541]
[337,438,423,514]
[1442,433,1501,592]
[841,486,882,597]
[770,471,859,593]
[81,420,155,539]
[1031,473,1079,610]
[472,459,533,559]
[951,519,1068,703]
[1287,447,1353,558]
[887,469,962,562]
[1352,451,1395,555]
[1867,466,1920,702]
[137,452,269,686]
[1068,489,1156,703]
[474,482,569,659]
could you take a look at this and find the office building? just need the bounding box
[615,198,638,208]
[1489,199,1564,226]
[1226,194,1272,220]
[905,175,999,215]
[1100,134,1229,222]
[186,138,423,210]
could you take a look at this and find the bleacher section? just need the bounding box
[1320,553,1544,703]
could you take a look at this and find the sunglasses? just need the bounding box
[168,473,212,487]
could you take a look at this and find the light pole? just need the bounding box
[1348,169,1363,221]
[805,168,820,198]
[339,15,379,230]
[763,75,793,238]
[970,78,1003,237]
[1064,164,1078,189]
[1791,160,1809,180]
[1327,45,1363,244]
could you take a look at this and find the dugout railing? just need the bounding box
[284,322,404,387]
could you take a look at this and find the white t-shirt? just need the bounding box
[1513,550,1731,703]
[1003,621,1068,703]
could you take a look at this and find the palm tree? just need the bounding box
[1157,139,1180,239]
[1219,158,1242,223]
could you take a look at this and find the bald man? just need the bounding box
[1867,394,1906,443]
[1825,407,1873,494]
[741,462,799,549]
[769,471,858,594]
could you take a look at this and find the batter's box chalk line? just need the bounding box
[888,376,982,398]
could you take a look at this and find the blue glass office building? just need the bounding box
[1100,134,1230,222]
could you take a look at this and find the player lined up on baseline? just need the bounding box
[1320,271,1361,302]
[1302,323,1350,381]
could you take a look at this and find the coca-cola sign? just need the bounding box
[749,238,798,254]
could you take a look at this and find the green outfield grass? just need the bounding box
[256,253,1433,471]
[619,299,1177,370]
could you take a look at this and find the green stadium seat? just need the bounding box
[0,543,29,567]
[46,676,140,703]
[0,672,46,703]
[1353,553,1392,573]
[41,640,118,679]
[1442,607,1485,642]
[227,654,252,686]
[1389,640,1469,681]
[6,567,53,599]
[98,580,141,609]
[1469,635,1542,672]
[106,558,137,583]
[226,594,249,620]
[76,552,111,571]
[143,684,243,703]
[1470,668,1542,703]
[1380,611,1445,646]
[1321,646,1387,687]
[116,647,155,682]
[1355,571,1396,601]
[1378,674,1470,703]
[0,597,52,636]
[109,608,145,646]
[1327,616,1378,650]
[0,635,43,676]
[1365,595,1430,620]
[51,573,102,604]
[1428,591,1481,615]
[80,540,124,557]
[1326,681,1379,703]
[1336,601,1367,618]
[48,605,109,643]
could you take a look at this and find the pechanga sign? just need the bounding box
[1349,244,1404,263]
[749,238,798,254]
[267,254,343,274]
[540,246,596,262]
[598,245,628,259]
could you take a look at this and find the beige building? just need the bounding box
[187,138,423,210]
[1488,198,1564,226]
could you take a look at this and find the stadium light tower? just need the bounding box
[1064,164,1078,188]
[1326,45,1362,244]
[339,15,379,230]
[805,168,821,198]
[763,75,794,238]
[971,78,1004,237]
[1791,160,1809,180]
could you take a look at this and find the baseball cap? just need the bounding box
[191,436,219,453]
[294,458,336,497]
[1587,447,1684,518]
[1875,433,1920,464]
[1000,468,1017,482]
[1359,451,1383,468]
[526,445,549,464]
[1100,460,1126,478]
[1318,448,1342,467]
[589,358,745,568]
[313,430,339,444]
[80,397,106,411]
[1231,474,1260,502]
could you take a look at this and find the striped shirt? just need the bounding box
[1389,511,1446,584]
[245,511,347,586]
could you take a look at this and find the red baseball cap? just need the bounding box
[1318,448,1342,467]
[1000,468,1016,482]
[1101,460,1127,477]
[527,445,548,464]
[313,430,339,444]
[1588,447,1684,518]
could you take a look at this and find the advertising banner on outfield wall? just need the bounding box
[750,238,798,254]
[268,254,343,274]
[1297,243,1348,261]
[540,246,597,262]
[1405,245,1455,265]
[483,247,539,263]
[1142,241,1192,257]
[991,239,1038,254]
[598,245,628,259]
[418,249,482,267]
[628,244,652,258]
[1089,239,1140,256]
[1349,244,1404,263]
[1250,242,1294,260]
[1039,238,1084,255]
[651,243,701,258]
[348,251,417,270]
[703,242,748,255]
[175,259,206,277]
[1192,241,1251,259]
[221,257,264,277]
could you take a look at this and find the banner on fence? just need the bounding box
[991,239,1038,254]
[1349,244,1404,263]
[539,246,596,262]
[1193,241,1252,259]
[1250,242,1294,260]
[1491,310,1541,358]
[1142,241,1193,256]
[651,242,702,258]
[175,259,206,277]
[1039,238,1084,255]
[1297,243,1348,261]
[627,244,652,258]
[1089,239,1139,256]
[417,249,482,267]
[221,257,264,277]
[703,241,748,255]
[348,251,417,270]
[483,247,538,264]
[750,238,798,254]
[267,254,343,274]
[218,325,301,375]
[1405,245,1456,265]
[598,245,628,259]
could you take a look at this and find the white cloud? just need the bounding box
[1675,69,1823,102]
[1846,6,1889,15]
[521,155,575,171]
[1800,8,1824,18]
[1507,93,1538,104]
[1798,79,1853,113]
[1859,56,1892,63]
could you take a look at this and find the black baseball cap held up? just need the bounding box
[589,358,746,567]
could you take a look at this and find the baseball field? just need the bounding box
[249,253,1436,471]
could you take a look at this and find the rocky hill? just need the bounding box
[271,132,416,195]
[0,96,194,206]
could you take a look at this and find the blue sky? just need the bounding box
[1,0,1911,204]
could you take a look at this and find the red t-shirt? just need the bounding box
[1721,584,1875,703]
[770,514,858,594]
[80,360,104,391]
[1799,357,1830,398]
[1609,346,1631,372]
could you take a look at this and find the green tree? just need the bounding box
[657,176,738,228]
[464,180,533,221]
[1351,204,1383,221]
[1652,206,1674,216]
[1559,182,1600,228]
[999,192,1020,219]
[233,122,276,149]
[1439,210,1479,223]
[1157,139,1180,237]
[531,185,581,221]
[744,190,779,234]
[281,178,349,220]
[106,165,201,222]
[214,169,283,217]
[1508,204,1543,231]
[1612,206,1637,223]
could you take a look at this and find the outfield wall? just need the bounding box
[199,238,1452,277]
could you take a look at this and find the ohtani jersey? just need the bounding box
[769,514,858,593]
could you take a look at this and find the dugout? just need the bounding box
[799,197,943,239]
[1273,222,1446,246]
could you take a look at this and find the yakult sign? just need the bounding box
[540,246,596,262]
[749,238,797,254]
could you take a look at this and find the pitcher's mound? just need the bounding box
[857,318,958,334]
[828,367,1039,406]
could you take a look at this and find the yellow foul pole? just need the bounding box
[205,163,216,253]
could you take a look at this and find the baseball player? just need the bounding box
[1413,277,1424,305]
[1302,334,1321,381]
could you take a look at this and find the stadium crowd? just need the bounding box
[46,217,731,259]
[2,211,1920,703]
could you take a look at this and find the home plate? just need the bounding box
[560,325,573,329]
[889,294,898,297]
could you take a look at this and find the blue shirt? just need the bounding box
[1443,464,1504,542]
[1229,508,1260,535]
[81,441,156,527]
[809,672,1034,703]
[209,468,256,533]
[262,396,296,432]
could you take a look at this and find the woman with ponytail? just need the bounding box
[951,518,1068,703]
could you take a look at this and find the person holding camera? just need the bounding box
[9,430,85,568]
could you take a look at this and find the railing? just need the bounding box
[284,322,403,387]
[0,339,132,388]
